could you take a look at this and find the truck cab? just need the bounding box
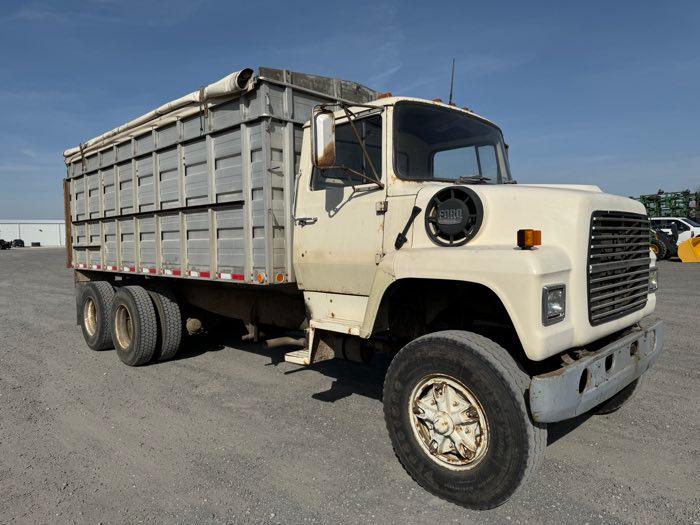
[291,96,663,507]
[294,97,660,361]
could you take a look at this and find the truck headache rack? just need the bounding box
[587,211,650,325]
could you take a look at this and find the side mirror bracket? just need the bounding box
[310,103,384,189]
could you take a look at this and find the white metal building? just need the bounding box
[0,220,66,247]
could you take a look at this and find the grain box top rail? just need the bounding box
[63,67,378,168]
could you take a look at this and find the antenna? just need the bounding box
[448,58,456,105]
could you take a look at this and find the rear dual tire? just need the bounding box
[111,286,159,366]
[79,282,184,365]
[148,288,183,362]
[79,282,115,351]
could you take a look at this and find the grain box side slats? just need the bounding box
[248,121,267,279]
[87,172,101,219]
[135,132,154,156]
[182,114,205,141]
[73,176,86,221]
[136,155,155,212]
[156,124,178,149]
[212,128,244,204]
[102,166,116,217]
[269,121,287,280]
[138,216,157,271]
[159,213,181,273]
[210,99,241,132]
[65,69,377,283]
[86,154,99,172]
[117,162,134,215]
[185,210,210,274]
[87,222,101,267]
[116,141,132,162]
[103,220,118,269]
[119,218,136,270]
[183,139,209,206]
[73,223,87,268]
[100,147,115,168]
[216,206,246,279]
[158,147,179,210]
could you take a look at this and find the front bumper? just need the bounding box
[529,319,664,423]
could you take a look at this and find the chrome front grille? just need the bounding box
[587,211,650,325]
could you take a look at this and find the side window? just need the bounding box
[311,115,382,190]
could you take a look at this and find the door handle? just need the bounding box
[294,216,318,226]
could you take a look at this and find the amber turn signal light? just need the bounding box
[517,229,542,249]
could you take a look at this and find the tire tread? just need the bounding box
[79,281,115,351]
[111,285,158,366]
[148,288,183,362]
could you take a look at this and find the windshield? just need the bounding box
[394,102,512,183]
[686,218,700,227]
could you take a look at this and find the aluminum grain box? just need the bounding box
[64,67,377,284]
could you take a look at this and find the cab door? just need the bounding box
[294,113,385,295]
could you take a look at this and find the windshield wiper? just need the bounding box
[456,175,491,184]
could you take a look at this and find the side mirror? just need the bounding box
[311,109,336,168]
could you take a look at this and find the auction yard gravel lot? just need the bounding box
[0,248,698,524]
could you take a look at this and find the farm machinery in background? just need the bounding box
[636,190,700,262]
[637,189,699,220]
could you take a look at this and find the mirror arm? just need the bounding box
[322,165,383,188]
[340,106,384,189]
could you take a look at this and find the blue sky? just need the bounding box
[0,0,698,219]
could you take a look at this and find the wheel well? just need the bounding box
[374,279,525,363]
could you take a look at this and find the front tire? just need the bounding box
[110,286,158,366]
[383,331,546,510]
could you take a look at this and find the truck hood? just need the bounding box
[411,182,647,250]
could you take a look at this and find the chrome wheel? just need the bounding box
[114,304,134,349]
[83,297,97,337]
[409,374,489,470]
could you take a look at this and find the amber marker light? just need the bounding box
[517,229,542,250]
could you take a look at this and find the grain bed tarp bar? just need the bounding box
[63,67,377,285]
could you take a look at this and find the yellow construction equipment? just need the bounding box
[677,237,700,263]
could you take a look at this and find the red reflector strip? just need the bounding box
[123,266,135,273]
[141,268,156,274]
[218,272,246,281]
[187,270,211,278]
[90,264,102,270]
[76,263,86,269]
[106,265,117,271]
[162,268,182,277]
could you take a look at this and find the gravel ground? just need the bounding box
[0,248,698,524]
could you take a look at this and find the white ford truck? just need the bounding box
[64,67,664,509]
